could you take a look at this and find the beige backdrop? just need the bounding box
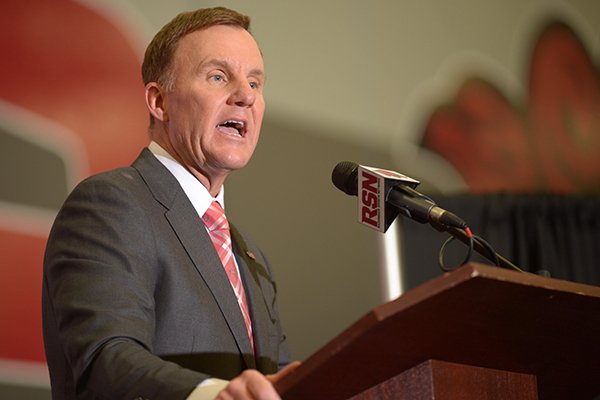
[1,0,599,398]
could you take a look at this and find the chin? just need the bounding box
[221,156,252,172]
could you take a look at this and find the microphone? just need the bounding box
[331,161,467,233]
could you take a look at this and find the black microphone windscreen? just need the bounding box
[331,161,359,196]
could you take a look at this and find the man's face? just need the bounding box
[158,25,265,186]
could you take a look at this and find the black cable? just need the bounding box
[439,226,526,274]
[472,235,500,266]
[438,227,475,272]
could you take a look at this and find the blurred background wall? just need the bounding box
[1,0,599,398]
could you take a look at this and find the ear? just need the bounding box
[145,82,168,122]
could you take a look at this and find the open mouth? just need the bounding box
[217,120,246,137]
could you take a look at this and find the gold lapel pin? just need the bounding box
[245,250,256,260]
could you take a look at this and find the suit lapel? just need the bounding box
[132,149,255,368]
[230,225,279,373]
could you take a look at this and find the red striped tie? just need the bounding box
[202,201,254,353]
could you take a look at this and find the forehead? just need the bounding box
[173,25,264,71]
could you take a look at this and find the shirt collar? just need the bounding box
[148,141,224,218]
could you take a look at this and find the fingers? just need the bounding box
[266,361,302,384]
[215,369,281,400]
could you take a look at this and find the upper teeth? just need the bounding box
[223,120,244,129]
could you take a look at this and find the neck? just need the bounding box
[150,132,226,197]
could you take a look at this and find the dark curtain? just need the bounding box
[400,194,600,290]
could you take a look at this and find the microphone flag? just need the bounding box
[358,165,419,233]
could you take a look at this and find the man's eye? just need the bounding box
[250,80,263,90]
[210,74,224,82]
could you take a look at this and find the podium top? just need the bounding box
[276,263,600,400]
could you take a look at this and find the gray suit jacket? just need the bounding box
[42,149,290,400]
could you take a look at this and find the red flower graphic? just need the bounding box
[422,21,600,194]
[0,0,147,363]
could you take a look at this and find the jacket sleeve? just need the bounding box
[43,171,206,400]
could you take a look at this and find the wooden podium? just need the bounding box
[275,263,600,399]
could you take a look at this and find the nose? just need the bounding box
[228,80,256,108]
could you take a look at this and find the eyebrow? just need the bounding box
[199,58,265,80]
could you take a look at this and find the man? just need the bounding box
[42,7,298,400]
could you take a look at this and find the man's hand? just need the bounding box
[215,362,301,400]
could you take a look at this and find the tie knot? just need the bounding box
[202,201,229,232]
